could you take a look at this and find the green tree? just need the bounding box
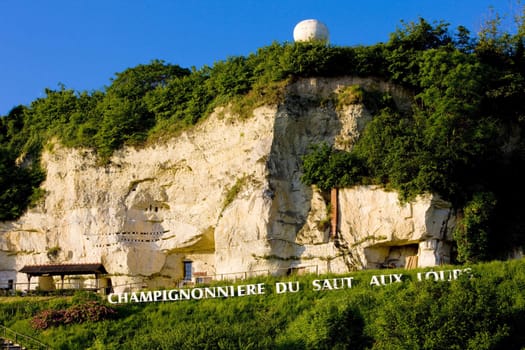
[454,192,497,263]
[301,143,365,192]
[0,146,44,220]
[2,105,28,152]
[94,60,190,158]
[106,59,190,100]
[386,18,452,87]
[475,7,515,66]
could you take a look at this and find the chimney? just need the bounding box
[330,188,338,239]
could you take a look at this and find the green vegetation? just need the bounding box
[336,85,365,108]
[453,192,497,263]
[1,8,525,260]
[301,14,525,260]
[222,175,250,212]
[0,259,523,349]
[302,143,366,191]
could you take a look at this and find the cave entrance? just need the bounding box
[365,243,419,269]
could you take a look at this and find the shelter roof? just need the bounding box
[19,263,107,276]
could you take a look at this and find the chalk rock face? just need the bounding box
[337,187,455,269]
[0,77,455,289]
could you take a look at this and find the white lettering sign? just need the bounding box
[370,273,403,286]
[312,277,353,291]
[107,268,473,304]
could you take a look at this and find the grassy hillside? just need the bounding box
[1,259,524,349]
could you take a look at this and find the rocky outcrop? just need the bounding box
[336,187,454,269]
[0,77,455,291]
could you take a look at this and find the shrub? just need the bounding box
[301,143,366,191]
[222,175,250,211]
[336,85,365,109]
[454,192,497,263]
[30,301,117,330]
[277,298,371,349]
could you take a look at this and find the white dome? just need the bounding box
[293,19,329,43]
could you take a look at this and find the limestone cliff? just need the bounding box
[0,77,455,291]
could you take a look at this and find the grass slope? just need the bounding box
[0,259,524,349]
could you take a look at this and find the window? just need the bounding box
[183,261,192,281]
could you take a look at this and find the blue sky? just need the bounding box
[0,0,519,116]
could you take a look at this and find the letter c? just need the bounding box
[107,293,118,304]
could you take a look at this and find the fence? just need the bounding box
[0,265,321,295]
[212,265,319,281]
[2,281,102,294]
[0,325,49,350]
[105,266,321,293]
[172,265,319,289]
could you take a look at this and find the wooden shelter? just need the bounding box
[19,263,107,291]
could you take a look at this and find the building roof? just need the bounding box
[19,263,107,276]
